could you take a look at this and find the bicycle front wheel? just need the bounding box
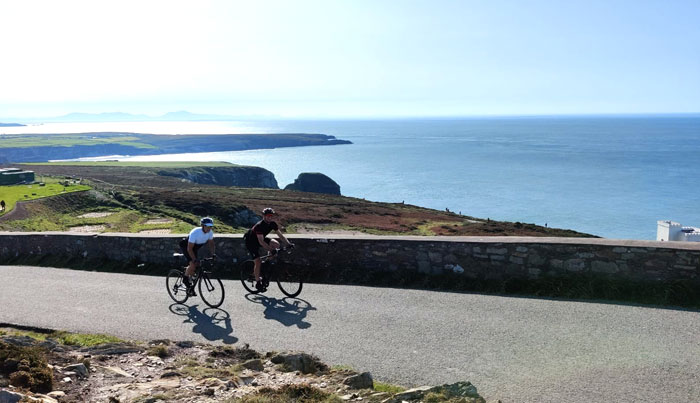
[240,260,260,294]
[198,273,225,308]
[166,269,189,304]
[277,266,303,298]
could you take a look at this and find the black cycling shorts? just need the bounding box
[179,238,204,263]
[245,235,271,259]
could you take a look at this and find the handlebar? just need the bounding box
[262,244,296,260]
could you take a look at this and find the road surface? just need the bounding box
[1,265,698,402]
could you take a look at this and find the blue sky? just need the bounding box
[1,0,698,118]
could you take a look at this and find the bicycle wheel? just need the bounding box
[240,260,260,294]
[276,266,303,298]
[166,269,189,304]
[198,273,225,308]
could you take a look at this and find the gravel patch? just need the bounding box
[144,218,173,225]
[68,225,106,233]
[77,212,115,218]
[139,229,171,234]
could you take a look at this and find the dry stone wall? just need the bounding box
[0,233,698,284]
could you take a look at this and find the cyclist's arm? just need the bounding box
[257,233,275,251]
[207,238,215,255]
[275,229,292,246]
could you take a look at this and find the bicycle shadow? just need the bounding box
[244,294,316,329]
[169,303,238,344]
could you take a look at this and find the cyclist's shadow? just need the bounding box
[169,304,238,344]
[245,294,316,329]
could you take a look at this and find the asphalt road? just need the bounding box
[1,265,699,402]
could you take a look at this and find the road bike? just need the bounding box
[240,246,303,298]
[166,255,225,308]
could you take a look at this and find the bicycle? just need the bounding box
[166,255,225,308]
[240,246,303,298]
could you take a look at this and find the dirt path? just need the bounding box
[0,200,31,222]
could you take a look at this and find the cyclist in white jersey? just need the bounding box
[179,217,216,293]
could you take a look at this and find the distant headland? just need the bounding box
[0,131,352,163]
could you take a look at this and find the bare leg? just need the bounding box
[253,257,262,282]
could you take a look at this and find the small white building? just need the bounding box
[657,220,700,242]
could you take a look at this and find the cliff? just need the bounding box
[158,166,278,188]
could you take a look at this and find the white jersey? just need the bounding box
[188,227,214,245]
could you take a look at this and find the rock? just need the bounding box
[1,335,37,347]
[64,363,89,378]
[175,341,195,348]
[428,381,481,399]
[270,352,326,374]
[160,371,182,378]
[284,172,341,195]
[0,389,24,403]
[383,386,431,402]
[47,391,66,399]
[342,372,373,389]
[101,366,135,378]
[383,382,484,403]
[82,343,142,355]
[32,394,58,403]
[241,359,264,371]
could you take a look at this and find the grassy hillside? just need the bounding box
[0,179,90,217]
[0,162,595,237]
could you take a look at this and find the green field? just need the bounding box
[0,134,156,149]
[28,161,235,168]
[0,180,90,216]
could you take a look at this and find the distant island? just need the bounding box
[0,123,25,127]
[0,132,351,163]
[2,110,272,123]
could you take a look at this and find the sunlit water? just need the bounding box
[9,116,700,240]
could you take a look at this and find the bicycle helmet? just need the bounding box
[200,217,214,227]
[262,207,275,215]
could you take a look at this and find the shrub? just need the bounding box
[0,341,53,393]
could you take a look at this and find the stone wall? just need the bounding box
[1,233,699,285]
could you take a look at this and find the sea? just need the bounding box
[4,115,700,240]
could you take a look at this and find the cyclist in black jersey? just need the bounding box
[244,208,293,290]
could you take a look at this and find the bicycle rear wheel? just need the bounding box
[166,269,189,304]
[277,266,303,298]
[240,260,260,294]
[198,273,225,308]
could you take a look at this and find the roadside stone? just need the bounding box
[428,381,481,399]
[47,391,66,399]
[342,372,373,389]
[241,359,264,371]
[0,389,23,403]
[65,363,89,378]
[175,341,195,348]
[486,247,507,255]
[386,386,431,402]
[592,261,619,273]
[83,343,142,355]
[565,259,585,272]
[270,352,326,374]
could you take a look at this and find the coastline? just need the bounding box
[0,132,352,163]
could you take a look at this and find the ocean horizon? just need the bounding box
[11,115,700,240]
